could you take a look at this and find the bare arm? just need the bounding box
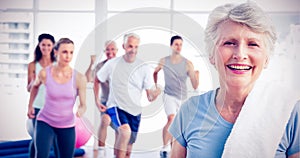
[27,62,35,92]
[170,140,187,158]
[76,72,87,117]
[85,55,96,82]
[93,76,106,112]
[153,58,164,88]
[187,60,199,90]
[27,68,45,118]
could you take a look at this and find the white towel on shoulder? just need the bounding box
[222,82,298,158]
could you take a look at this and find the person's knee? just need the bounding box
[118,124,131,138]
[101,114,111,127]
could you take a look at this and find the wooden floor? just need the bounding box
[75,146,162,158]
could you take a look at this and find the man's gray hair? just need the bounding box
[123,33,140,45]
[104,40,118,49]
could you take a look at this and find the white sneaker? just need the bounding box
[97,147,106,158]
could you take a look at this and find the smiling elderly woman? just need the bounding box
[169,2,299,158]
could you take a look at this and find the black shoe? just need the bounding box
[160,150,168,158]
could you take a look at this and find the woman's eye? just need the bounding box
[249,43,259,47]
[224,41,235,46]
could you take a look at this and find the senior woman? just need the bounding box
[169,2,299,158]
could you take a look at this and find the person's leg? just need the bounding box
[114,132,119,156]
[29,108,40,158]
[55,126,75,158]
[115,124,131,158]
[107,107,132,158]
[29,139,35,158]
[97,113,111,157]
[35,120,55,158]
[126,113,141,158]
[125,144,133,158]
[106,107,124,158]
[52,136,60,158]
[162,94,179,149]
[161,94,181,158]
[163,114,175,147]
[98,113,111,146]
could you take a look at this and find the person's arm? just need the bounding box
[170,140,187,158]
[85,55,96,82]
[27,68,45,118]
[93,62,108,112]
[153,58,164,88]
[76,72,87,117]
[93,76,106,112]
[187,60,199,90]
[27,61,35,92]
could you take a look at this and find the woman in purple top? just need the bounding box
[27,38,87,158]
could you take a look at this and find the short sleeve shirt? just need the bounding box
[169,90,300,158]
[97,56,153,116]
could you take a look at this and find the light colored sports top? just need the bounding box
[33,62,45,109]
[97,57,153,115]
[37,66,77,128]
[163,55,188,100]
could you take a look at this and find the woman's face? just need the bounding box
[39,39,54,56]
[55,43,74,66]
[211,20,269,89]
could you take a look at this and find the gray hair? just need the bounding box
[104,40,118,49]
[204,2,277,58]
[123,33,140,45]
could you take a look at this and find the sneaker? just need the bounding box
[97,147,106,158]
[160,150,168,158]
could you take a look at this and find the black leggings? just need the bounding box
[29,108,59,158]
[35,121,75,158]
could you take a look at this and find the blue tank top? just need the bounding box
[163,56,188,99]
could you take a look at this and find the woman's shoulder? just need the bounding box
[74,69,87,88]
[189,90,215,105]
[28,61,36,69]
[181,90,216,113]
[74,70,85,81]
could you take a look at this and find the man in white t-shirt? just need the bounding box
[96,33,161,158]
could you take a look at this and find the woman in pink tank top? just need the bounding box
[27,38,87,158]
